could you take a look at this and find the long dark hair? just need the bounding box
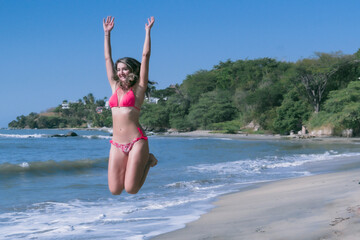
[113,57,155,96]
[113,57,141,88]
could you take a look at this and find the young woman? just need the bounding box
[103,16,157,195]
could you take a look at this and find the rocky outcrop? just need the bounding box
[244,121,260,131]
[309,127,334,137]
[309,126,354,137]
[66,131,78,137]
[50,131,78,137]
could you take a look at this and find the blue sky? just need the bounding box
[1,0,360,128]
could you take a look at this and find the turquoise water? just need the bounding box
[0,129,360,239]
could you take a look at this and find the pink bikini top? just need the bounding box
[109,88,140,111]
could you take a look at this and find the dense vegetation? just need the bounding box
[9,50,360,136]
[8,94,112,129]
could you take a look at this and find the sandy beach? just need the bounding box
[160,130,360,143]
[153,168,360,240]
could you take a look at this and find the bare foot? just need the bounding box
[148,153,158,167]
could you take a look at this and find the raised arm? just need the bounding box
[103,16,116,88]
[139,17,155,89]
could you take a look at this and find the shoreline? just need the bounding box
[158,130,360,143]
[4,128,360,143]
[153,168,360,240]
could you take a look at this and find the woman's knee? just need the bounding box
[124,183,140,194]
[109,188,123,195]
[109,183,124,195]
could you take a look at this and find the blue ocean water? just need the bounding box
[0,129,360,239]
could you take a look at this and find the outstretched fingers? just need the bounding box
[103,16,115,32]
[145,16,155,29]
[109,16,115,24]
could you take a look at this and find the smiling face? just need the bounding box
[114,57,141,89]
[116,62,131,82]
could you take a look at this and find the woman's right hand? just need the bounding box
[103,16,115,33]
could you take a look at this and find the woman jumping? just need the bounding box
[103,16,157,195]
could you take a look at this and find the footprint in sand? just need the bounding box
[330,217,350,226]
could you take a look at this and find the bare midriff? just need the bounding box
[111,107,143,143]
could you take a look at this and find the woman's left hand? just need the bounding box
[103,16,115,33]
[145,16,155,30]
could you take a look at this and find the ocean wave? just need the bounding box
[80,135,111,140]
[0,133,46,139]
[142,196,217,211]
[0,194,216,240]
[0,133,111,139]
[188,159,263,175]
[0,158,107,176]
[188,151,360,175]
[164,179,222,191]
[265,151,360,169]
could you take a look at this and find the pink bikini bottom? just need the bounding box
[110,128,148,154]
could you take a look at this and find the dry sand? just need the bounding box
[153,168,360,240]
[161,130,281,140]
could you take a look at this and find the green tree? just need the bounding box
[151,86,177,99]
[214,59,235,90]
[187,90,237,129]
[140,102,169,130]
[296,52,353,113]
[25,112,39,128]
[322,81,360,135]
[273,89,312,134]
[8,120,18,128]
[16,115,27,128]
[181,70,217,104]
[166,94,191,130]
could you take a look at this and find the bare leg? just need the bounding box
[124,140,157,194]
[136,153,158,190]
[108,145,128,195]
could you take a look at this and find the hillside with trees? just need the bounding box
[8,94,112,129]
[9,50,360,136]
[141,50,360,136]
